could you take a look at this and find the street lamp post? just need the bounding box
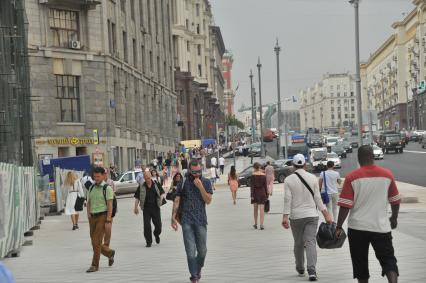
[249,70,255,142]
[257,57,265,158]
[350,0,363,145]
[274,40,287,159]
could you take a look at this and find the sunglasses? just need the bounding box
[190,169,202,175]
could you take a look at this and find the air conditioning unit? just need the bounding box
[70,40,81,49]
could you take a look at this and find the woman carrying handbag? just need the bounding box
[64,171,85,230]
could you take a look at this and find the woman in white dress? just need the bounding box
[64,171,85,230]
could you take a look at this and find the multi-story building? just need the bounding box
[299,73,358,132]
[26,0,177,171]
[223,50,235,116]
[172,0,226,141]
[271,110,301,133]
[361,1,426,131]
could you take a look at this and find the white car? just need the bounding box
[310,147,328,171]
[325,136,339,147]
[114,169,143,194]
[326,152,341,168]
[373,145,384,160]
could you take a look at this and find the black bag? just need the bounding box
[316,222,347,249]
[89,184,117,217]
[264,199,270,213]
[166,188,178,201]
[161,198,167,206]
[73,184,85,212]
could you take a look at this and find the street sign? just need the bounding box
[92,129,99,145]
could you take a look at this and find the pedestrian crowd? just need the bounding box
[61,145,400,283]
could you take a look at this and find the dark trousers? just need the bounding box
[220,165,224,175]
[143,206,162,244]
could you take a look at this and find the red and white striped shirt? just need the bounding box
[338,165,401,233]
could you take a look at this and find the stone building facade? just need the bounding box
[172,0,226,141]
[299,73,359,132]
[223,51,235,116]
[26,0,177,171]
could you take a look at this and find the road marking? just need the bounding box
[404,150,426,154]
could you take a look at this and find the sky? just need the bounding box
[210,0,415,111]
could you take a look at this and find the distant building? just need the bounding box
[271,110,301,133]
[299,73,359,132]
[223,51,235,116]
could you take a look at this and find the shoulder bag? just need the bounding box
[74,183,85,212]
[321,171,330,204]
[294,172,317,208]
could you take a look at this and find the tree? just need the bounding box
[226,115,245,129]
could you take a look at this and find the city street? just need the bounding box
[4,158,426,283]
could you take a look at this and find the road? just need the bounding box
[263,139,426,187]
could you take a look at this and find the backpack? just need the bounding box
[90,184,117,218]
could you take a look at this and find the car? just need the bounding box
[378,132,403,153]
[330,145,347,158]
[341,141,353,153]
[310,147,328,172]
[307,134,323,148]
[325,136,339,147]
[114,169,142,194]
[275,159,314,173]
[326,152,341,168]
[237,162,293,187]
[372,145,384,160]
[248,142,261,157]
[350,141,359,148]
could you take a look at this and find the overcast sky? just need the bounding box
[210,0,415,111]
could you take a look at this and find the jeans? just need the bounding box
[182,224,208,280]
[290,217,319,275]
[326,193,339,222]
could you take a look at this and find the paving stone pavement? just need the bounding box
[3,170,426,282]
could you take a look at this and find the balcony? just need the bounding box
[39,0,101,9]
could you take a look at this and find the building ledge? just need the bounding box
[39,0,101,9]
[56,122,86,126]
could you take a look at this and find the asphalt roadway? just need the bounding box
[264,139,426,187]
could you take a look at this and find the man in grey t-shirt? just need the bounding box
[319,161,342,221]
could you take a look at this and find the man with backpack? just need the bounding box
[86,167,116,273]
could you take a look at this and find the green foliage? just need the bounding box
[226,115,245,129]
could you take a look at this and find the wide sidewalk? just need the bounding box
[3,158,426,282]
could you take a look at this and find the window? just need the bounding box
[164,61,167,84]
[121,0,126,13]
[187,41,190,52]
[147,0,152,33]
[351,99,355,104]
[122,173,133,182]
[133,39,137,67]
[149,51,153,72]
[197,44,201,56]
[197,24,200,34]
[107,20,112,53]
[123,31,128,62]
[111,22,117,54]
[351,114,355,118]
[141,45,146,73]
[196,3,200,16]
[56,75,80,122]
[186,19,189,29]
[187,61,191,73]
[198,64,202,77]
[157,56,160,81]
[337,85,340,90]
[49,9,79,48]
[337,92,341,97]
[345,114,348,118]
[331,100,334,104]
[351,91,354,97]
[154,0,158,35]
[351,106,355,111]
[344,92,347,97]
[139,0,144,27]
[331,114,335,119]
[131,0,135,20]
[331,107,334,112]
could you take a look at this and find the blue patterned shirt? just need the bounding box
[176,177,213,226]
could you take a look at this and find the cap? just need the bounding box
[292,154,306,166]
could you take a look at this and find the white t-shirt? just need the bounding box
[210,167,217,179]
[320,170,340,194]
[219,157,225,166]
[211,157,217,166]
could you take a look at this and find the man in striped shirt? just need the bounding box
[336,145,400,283]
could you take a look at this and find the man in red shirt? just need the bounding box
[336,145,400,283]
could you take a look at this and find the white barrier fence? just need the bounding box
[0,163,39,258]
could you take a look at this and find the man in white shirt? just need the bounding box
[282,154,332,281]
[318,161,342,221]
[210,156,217,168]
[218,156,225,175]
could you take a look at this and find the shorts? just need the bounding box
[348,228,399,280]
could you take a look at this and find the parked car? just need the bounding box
[330,145,347,158]
[326,152,341,168]
[372,145,384,160]
[238,162,293,187]
[248,142,261,157]
[114,169,142,194]
[378,132,403,153]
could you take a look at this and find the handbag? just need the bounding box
[166,187,177,201]
[73,184,85,212]
[264,199,270,213]
[321,171,330,205]
[316,222,347,249]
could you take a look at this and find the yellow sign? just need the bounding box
[385,120,390,127]
[93,129,99,145]
[46,137,97,145]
